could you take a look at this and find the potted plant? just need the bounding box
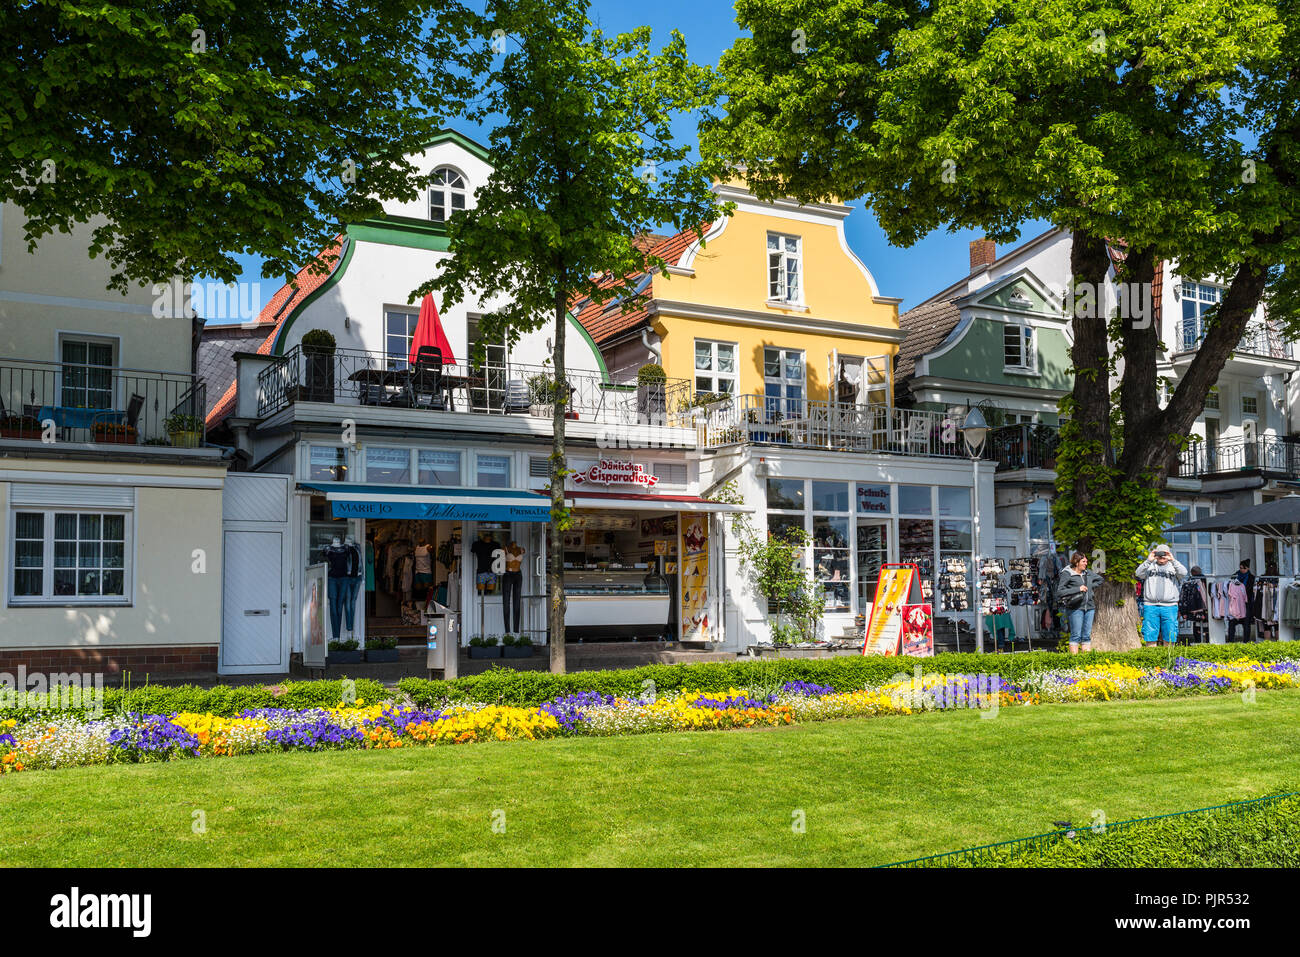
[0,414,42,440]
[92,422,138,445]
[636,363,667,422]
[364,636,401,663]
[502,634,533,659]
[528,373,557,417]
[164,412,203,448]
[468,635,502,659]
[326,639,362,665]
[300,329,337,403]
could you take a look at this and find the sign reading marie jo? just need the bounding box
[572,459,659,488]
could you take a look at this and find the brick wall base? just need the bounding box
[0,646,218,675]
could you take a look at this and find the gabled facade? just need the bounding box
[0,201,228,674]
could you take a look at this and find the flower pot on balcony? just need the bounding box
[637,382,666,420]
[168,430,203,448]
[0,416,42,440]
[302,351,335,402]
[93,426,138,445]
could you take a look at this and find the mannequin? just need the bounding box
[345,536,363,636]
[413,538,434,614]
[322,537,354,642]
[471,530,499,593]
[502,539,525,634]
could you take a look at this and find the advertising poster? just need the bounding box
[302,563,328,669]
[862,565,917,656]
[680,514,709,641]
[899,603,935,657]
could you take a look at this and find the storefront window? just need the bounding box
[766,478,804,510]
[768,513,806,543]
[1028,499,1053,550]
[937,486,971,517]
[1168,505,1214,574]
[418,449,462,486]
[898,518,935,605]
[477,454,511,488]
[813,515,851,612]
[812,481,849,512]
[898,484,932,515]
[308,446,348,482]
[855,520,889,610]
[365,447,411,484]
[938,520,973,612]
[856,483,891,515]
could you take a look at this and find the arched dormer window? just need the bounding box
[429,168,467,223]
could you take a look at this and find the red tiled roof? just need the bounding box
[572,224,709,345]
[204,237,344,429]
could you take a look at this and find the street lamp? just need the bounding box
[961,408,988,653]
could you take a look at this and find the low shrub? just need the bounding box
[397,642,1300,708]
[0,678,388,721]
[953,792,1300,868]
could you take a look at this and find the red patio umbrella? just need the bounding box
[408,293,456,366]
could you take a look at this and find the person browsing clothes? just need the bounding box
[1056,551,1103,654]
[1135,545,1188,647]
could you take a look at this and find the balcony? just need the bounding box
[0,357,206,447]
[255,347,694,428]
[986,423,1061,473]
[1176,437,1300,480]
[1175,321,1297,376]
[697,393,968,457]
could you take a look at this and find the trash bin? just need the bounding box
[425,602,459,677]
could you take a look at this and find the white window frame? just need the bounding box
[1242,393,1259,416]
[1204,386,1220,413]
[767,232,803,305]
[362,445,414,484]
[429,167,467,223]
[476,452,512,489]
[418,448,464,486]
[693,339,738,396]
[763,347,806,418]
[384,307,419,369]
[9,507,134,606]
[57,333,120,411]
[1003,323,1037,374]
[1180,281,1223,350]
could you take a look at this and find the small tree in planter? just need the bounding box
[732,515,823,646]
[300,329,337,403]
[164,412,204,448]
[636,363,667,423]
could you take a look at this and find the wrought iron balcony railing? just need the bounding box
[0,357,206,447]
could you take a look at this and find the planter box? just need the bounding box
[637,382,666,421]
[168,430,203,449]
[1,428,41,440]
[364,648,401,663]
[93,430,138,445]
[326,650,363,665]
[469,646,502,659]
[502,645,533,658]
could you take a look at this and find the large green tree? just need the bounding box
[1,0,479,288]
[419,0,718,672]
[703,0,1299,643]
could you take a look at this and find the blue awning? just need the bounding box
[300,483,554,522]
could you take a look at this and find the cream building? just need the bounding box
[0,201,228,675]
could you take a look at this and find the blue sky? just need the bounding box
[196,0,1051,322]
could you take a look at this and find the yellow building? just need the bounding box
[577,184,995,651]
[577,182,905,408]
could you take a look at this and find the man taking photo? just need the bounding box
[1135,545,1188,647]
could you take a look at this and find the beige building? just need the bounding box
[0,201,229,674]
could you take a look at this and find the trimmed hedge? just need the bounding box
[960,792,1300,868]
[0,678,388,722]
[396,642,1300,708]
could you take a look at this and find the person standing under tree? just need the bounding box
[1135,545,1189,647]
[1056,551,1102,654]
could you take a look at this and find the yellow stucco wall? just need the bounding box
[0,460,225,649]
[648,201,901,402]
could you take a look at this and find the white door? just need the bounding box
[222,530,288,673]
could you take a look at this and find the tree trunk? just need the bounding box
[1088,580,1142,652]
[549,286,568,674]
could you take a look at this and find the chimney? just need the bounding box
[969,238,996,274]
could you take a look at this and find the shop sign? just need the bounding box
[862,564,924,656]
[302,563,328,669]
[572,459,659,488]
[857,483,891,513]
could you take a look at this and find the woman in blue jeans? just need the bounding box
[1057,551,1103,653]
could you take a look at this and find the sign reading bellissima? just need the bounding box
[571,459,659,488]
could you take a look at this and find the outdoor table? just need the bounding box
[347,368,410,405]
[36,405,125,438]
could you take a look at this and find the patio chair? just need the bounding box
[408,347,445,410]
[504,379,530,414]
[90,393,144,440]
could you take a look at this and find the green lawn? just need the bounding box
[3,691,1298,867]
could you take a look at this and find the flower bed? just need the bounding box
[2,658,1299,776]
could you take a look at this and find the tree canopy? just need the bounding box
[1,0,480,288]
